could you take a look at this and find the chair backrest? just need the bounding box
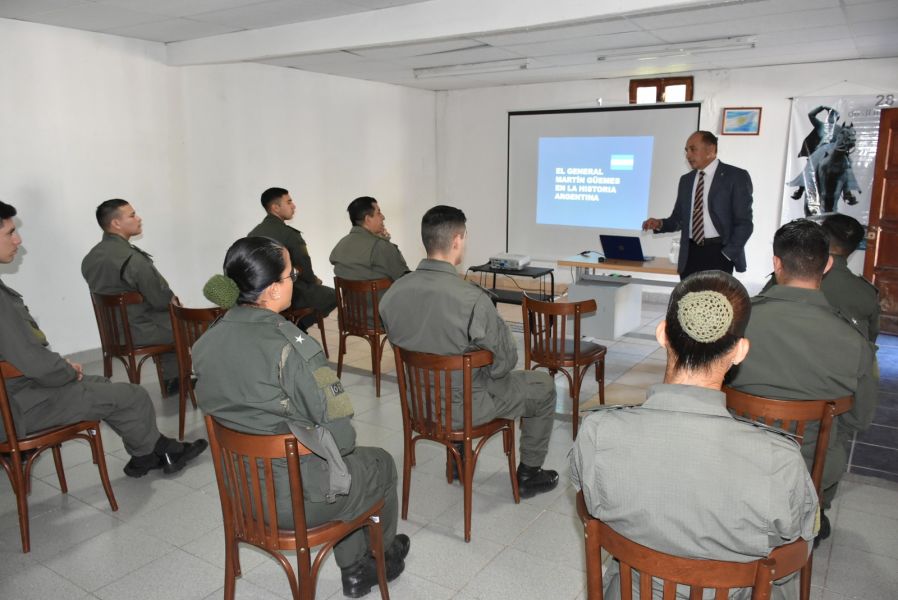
[205,414,312,551]
[91,291,144,354]
[522,295,597,367]
[392,346,493,438]
[334,277,392,335]
[0,361,25,448]
[724,387,853,497]
[169,298,223,382]
[576,491,808,600]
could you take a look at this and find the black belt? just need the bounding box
[691,237,722,246]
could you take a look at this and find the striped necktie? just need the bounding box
[691,170,705,243]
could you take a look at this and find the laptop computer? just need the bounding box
[599,234,654,262]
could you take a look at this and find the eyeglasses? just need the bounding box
[280,268,298,283]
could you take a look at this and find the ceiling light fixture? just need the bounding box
[597,36,756,62]
[413,58,531,79]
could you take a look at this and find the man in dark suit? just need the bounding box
[643,131,754,279]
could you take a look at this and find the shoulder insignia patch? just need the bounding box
[276,320,323,361]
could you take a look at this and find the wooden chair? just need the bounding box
[205,415,390,600]
[334,277,392,397]
[0,361,118,553]
[522,295,607,439]
[169,298,223,440]
[392,346,519,542]
[90,291,174,396]
[281,307,329,359]
[576,491,809,600]
[724,387,853,600]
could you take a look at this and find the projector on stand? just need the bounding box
[489,253,531,270]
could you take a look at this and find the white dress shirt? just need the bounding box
[689,158,720,239]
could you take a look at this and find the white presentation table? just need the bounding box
[557,252,679,339]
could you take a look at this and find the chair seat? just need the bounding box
[533,339,607,364]
[0,420,100,454]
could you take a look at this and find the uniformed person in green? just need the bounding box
[760,213,879,343]
[572,271,817,600]
[248,187,337,327]
[330,196,410,282]
[0,201,206,477]
[81,199,179,390]
[379,205,559,498]
[728,219,878,544]
[193,236,408,599]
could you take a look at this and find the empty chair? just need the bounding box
[334,277,392,397]
[522,295,606,438]
[393,346,519,542]
[205,415,390,600]
[169,298,223,440]
[725,387,853,600]
[576,491,809,600]
[0,361,118,553]
[91,291,174,395]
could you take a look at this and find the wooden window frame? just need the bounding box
[629,76,694,104]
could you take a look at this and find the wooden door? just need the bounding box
[865,107,898,335]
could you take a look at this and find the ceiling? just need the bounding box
[2,0,897,90]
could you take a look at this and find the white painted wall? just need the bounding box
[0,18,436,355]
[436,57,898,292]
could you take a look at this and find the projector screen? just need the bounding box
[507,103,701,260]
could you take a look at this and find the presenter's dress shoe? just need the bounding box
[123,435,208,477]
[814,511,831,548]
[517,463,559,499]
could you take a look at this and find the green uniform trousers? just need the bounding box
[15,375,160,456]
[277,446,399,568]
[487,370,555,467]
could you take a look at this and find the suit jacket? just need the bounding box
[658,161,754,273]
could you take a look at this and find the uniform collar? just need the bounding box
[102,232,131,246]
[223,304,283,324]
[830,255,849,271]
[415,258,459,275]
[350,225,376,237]
[644,383,730,417]
[757,284,830,307]
[263,213,287,227]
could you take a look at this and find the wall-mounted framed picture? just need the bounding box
[721,107,762,135]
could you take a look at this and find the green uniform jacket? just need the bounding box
[379,259,517,427]
[329,226,410,282]
[193,305,355,504]
[81,233,174,344]
[821,255,880,343]
[761,255,880,343]
[0,278,79,432]
[249,214,335,312]
[727,285,878,491]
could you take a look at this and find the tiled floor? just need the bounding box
[2,303,897,600]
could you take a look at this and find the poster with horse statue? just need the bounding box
[781,94,892,227]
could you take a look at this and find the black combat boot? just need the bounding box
[517,463,559,498]
[123,435,208,478]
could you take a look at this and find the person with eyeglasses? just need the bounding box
[194,236,409,598]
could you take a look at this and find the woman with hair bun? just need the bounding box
[571,271,818,600]
[193,236,408,599]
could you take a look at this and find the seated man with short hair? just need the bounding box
[572,271,817,600]
[249,187,337,328]
[379,205,559,498]
[729,219,878,544]
[1,201,206,477]
[330,196,410,282]
[81,199,179,394]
